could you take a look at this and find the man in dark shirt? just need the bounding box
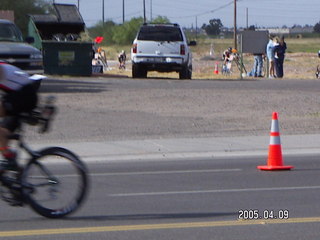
[274,36,287,78]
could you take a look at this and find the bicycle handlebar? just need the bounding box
[17,96,57,134]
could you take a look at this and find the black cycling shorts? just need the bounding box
[1,84,38,131]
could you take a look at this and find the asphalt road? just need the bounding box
[1,155,320,239]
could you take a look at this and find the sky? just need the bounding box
[51,0,320,28]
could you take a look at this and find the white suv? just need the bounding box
[131,23,192,79]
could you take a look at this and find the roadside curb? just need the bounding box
[27,134,320,163]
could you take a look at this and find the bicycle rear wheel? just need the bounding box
[21,147,88,218]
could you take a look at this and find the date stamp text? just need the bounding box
[238,209,289,220]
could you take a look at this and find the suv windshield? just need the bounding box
[0,23,23,42]
[137,26,183,42]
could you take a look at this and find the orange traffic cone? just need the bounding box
[214,62,219,74]
[257,112,294,171]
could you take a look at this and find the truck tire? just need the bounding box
[132,64,147,78]
[179,65,192,79]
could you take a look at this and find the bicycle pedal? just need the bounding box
[1,188,23,206]
[10,189,24,206]
[9,199,24,207]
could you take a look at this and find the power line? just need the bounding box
[165,1,235,19]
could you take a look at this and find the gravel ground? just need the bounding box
[22,75,320,144]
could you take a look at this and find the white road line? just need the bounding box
[91,169,242,177]
[110,186,320,197]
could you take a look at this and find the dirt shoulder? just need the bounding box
[26,76,320,144]
[105,52,320,80]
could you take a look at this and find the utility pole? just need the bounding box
[150,0,152,22]
[246,7,248,29]
[143,0,146,23]
[102,0,105,25]
[122,0,125,23]
[196,16,198,40]
[234,0,237,49]
[78,0,80,9]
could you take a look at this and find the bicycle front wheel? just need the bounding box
[21,147,88,218]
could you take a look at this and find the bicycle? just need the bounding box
[0,96,89,218]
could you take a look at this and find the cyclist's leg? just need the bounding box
[0,85,37,169]
[0,99,18,169]
[0,123,19,170]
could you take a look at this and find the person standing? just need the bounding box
[222,47,233,74]
[274,36,287,78]
[253,54,263,77]
[247,54,263,77]
[266,35,276,78]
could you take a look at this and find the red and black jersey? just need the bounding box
[0,63,33,92]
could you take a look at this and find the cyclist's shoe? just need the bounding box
[0,161,18,171]
[9,198,24,207]
[0,151,18,172]
[10,188,24,206]
[2,189,24,207]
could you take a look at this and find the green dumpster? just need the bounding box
[29,4,93,76]
[42,41,93,76]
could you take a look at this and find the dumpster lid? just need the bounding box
[28,3,86,42]
[30,14,58,23]
[54,3,84,24]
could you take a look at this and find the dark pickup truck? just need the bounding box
[0,19,42,72]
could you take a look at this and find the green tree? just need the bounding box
[89,17,144,45]
[150,16,170,24]
[247,25,255,31]
[88,15,175,45]
[0,0,51,36]
[202,18,223,36]
[112,17,143,45]
[89,20,117,45]
[314,21,320,33]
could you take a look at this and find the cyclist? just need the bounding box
[222,47,233,74]
[118,50,126,69]
[0,63,38,171]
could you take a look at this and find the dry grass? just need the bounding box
[102,38,320,79]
